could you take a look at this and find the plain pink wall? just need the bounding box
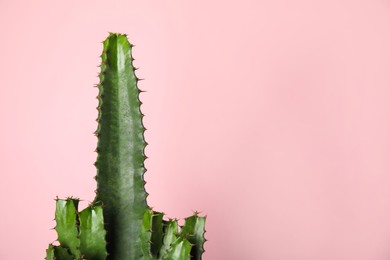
[1,0,390,259]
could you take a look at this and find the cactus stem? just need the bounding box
[46,32,206,260]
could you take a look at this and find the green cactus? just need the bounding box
[45,33,206,260]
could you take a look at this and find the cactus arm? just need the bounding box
[140,209,155,259]
[53,246,74,260]
[180,214,206,260]
[150,211,164,256]
[94,33,148,259]
[163,238,192,260]
[45,244,55,260]
[79,205,107,259]
[158,220,179,259]
[46,244,74,260]
[54,198,80,258]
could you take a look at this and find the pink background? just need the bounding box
[1,0,390,259]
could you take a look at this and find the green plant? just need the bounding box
[45,33,206,260]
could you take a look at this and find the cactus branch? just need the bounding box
[54,198,80,258]
[159,220,179,259]
[180,214,207,260]
[164,238,192,260]
[79,205,107,259]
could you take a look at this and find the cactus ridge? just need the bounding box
[45,33,206,260]
[47,199,107,260]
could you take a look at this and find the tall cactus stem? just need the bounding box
[93,33,148,259]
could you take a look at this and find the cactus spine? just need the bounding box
[45,33,206,260]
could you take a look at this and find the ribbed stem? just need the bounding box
[94,33,148,260]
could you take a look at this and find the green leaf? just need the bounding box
[79,205,107,259]
[164,238,192,260]
[159,220,179,259]
[55,198,80,258]
[180,214,206,260]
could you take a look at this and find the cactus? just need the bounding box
[45,33,206,260]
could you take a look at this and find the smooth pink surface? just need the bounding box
[1,0,390,259]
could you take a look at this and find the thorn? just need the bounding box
[193,210,201,214]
